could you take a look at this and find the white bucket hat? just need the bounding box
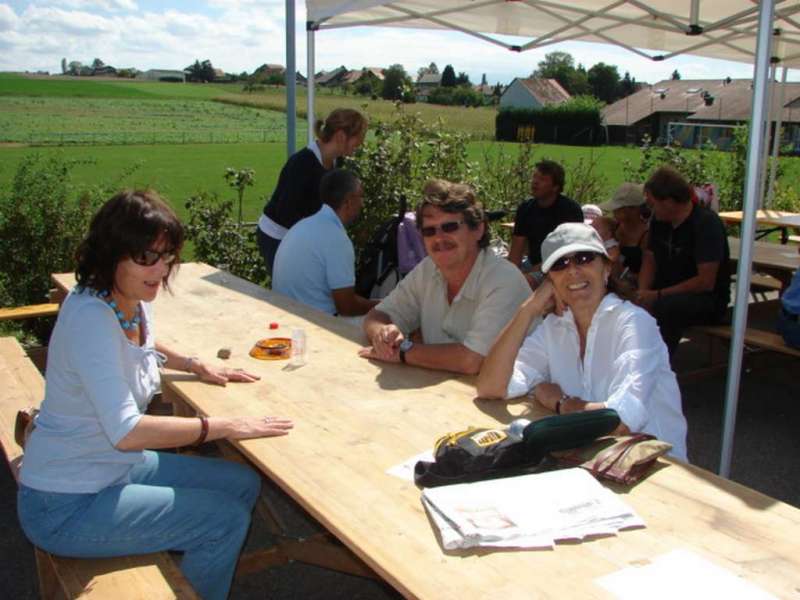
[599,182,645,212]
[540,223,609,273]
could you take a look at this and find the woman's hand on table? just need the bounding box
[193,361,260,386]
[220,416,294,439]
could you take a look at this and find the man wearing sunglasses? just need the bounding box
[359,180,530,375]
[508,160,584,289]
[637,166,730,357]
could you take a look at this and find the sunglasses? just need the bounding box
[549,251,598,272]
[420,220,465,238]
[132,249,177,267]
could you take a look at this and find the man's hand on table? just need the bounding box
[361,324,404,362]
[192,360,261,386]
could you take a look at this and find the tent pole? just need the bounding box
[758,63,776,208]
[766,66,787,208]
[307,25,316,146]
[285,0,296,157]
[719,0,775,479]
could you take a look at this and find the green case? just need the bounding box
[522,409,621,455]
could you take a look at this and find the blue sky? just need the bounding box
[0,1,767,85]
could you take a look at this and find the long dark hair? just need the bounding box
[75,190,183,293]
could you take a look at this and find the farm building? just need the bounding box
[603,78,800,149]
[415,71,443,101]
[136,69,186,82]
[499,78,570,110]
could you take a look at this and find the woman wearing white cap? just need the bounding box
[600,182,649,276]
[477,222,688,460]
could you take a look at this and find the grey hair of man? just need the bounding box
[320,168,361,211]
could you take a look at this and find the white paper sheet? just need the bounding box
[595,549,777,600]
[422,468,644,550]
[386,450,434,482]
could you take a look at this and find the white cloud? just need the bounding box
[0,4,18,31]
[0,1,774,83]
[34,0,138,12]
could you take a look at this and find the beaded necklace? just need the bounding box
[78,287,141,330]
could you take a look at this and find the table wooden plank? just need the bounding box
[719,210,800,229]
[729,237,800,272]
[52,265,800,599]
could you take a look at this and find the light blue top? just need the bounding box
[19,288,162,493]
[273,204,355,315]
[783,268,800,314]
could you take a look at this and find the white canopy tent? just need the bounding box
[287,0,793,477]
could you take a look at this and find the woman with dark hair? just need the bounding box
[477,223,687,461]
[257,108,368,275]
[17,190,293,600]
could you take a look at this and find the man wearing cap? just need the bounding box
[599,182,650,277]
[359,179,530,375]
[637,167,730,356]
[508,160,583,289]
[478,222,688,461]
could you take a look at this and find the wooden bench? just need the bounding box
[692,324,800,358]
[0,303,60,322]
[0,337,199,599]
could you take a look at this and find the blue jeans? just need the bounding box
[777,307,800,349]
[18,451,260,600]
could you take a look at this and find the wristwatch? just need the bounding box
[399,339,414,364]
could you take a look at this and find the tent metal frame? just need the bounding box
[288,0,784,478]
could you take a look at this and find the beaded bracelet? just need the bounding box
[194,416,209,446]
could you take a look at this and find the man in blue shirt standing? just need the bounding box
[273,169,378,316]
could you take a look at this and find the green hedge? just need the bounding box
[496,96,604,145]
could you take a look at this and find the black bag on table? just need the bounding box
[413,409,620,488]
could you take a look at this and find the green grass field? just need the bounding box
[0,73,495,139]
[0,96,307,144]
[0,141,645,221]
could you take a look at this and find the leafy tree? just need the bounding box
[91,58,105,70]
[619,71,637,97]
[566,64,592,96]
[532,51,575,90]
[185,59,215,83]
[224,167,255,225]
[441,65,456,87]
[381,64,412,101]
[455,71,471,86]
[671,69,681,80]
[427,62,439,74]
[61,58,67,74]
[588,62,621,103]
[67,61,82,75]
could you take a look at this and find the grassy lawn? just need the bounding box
[0,72,236,100]
[0,96,307,144]
[219,87,497,138]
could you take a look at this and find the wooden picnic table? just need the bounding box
[729,236,800,290]
[52,263,800,599]
[719,210,800,244]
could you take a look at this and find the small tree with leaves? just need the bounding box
[224,168,255,225]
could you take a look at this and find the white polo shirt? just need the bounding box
[506,293,688,461]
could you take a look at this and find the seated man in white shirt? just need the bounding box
[273,169,378,317]
[359,179,531,375]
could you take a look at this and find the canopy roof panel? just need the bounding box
[307,1,800,67]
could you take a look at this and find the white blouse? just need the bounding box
[506,293,688,461]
